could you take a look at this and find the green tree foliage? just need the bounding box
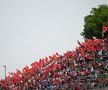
[81,4,108,39]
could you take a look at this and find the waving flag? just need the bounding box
[77,40,85,48]
[102,26,107,33]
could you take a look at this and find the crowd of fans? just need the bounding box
[0,38,108,90]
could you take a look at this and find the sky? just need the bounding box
[0,0,108,79]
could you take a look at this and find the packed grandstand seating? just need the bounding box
[0,38,108,90]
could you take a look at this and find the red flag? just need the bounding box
[102,26,107,33]
[16,69,21,74]
[77,40,84,48]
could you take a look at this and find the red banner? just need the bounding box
[102,26,108,33]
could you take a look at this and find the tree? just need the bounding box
[81,4,108,39]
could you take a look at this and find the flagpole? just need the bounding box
[3,65,6,79]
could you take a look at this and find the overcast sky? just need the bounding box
[0,0,108,79]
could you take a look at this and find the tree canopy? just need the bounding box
[81,4,108,39]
